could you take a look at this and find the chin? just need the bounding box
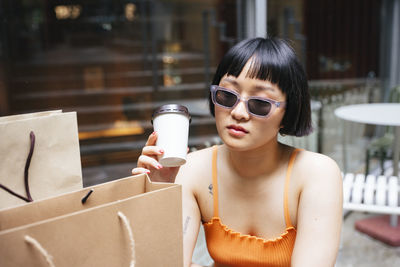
[219,135,254,152]
[220,130,280,153]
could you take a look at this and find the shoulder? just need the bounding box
[187,146,215,163]
[175,146,215,187]
[296,150,341,175]
[294,150,342,191]
[184,146,215,174]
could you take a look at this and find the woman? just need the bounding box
[132,37,343,267]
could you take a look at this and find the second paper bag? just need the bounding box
[0,110,82,209]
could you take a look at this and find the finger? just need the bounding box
[142,145,164,157]
[145,131,158,147]
[131,167,150,175]
[137,155,163,170]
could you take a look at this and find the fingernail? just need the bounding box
[159,149,164,154]
[145,170,150,174]
[152,131,157,136]
[157,164,163,169]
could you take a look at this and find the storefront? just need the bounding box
[0,0,388,169]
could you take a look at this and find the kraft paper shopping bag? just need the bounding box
[0,110,83,210]
[0,174,183,267]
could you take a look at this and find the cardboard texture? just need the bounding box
[0,110,83,210]
[0,174,183,267]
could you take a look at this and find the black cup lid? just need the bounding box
[152,104,191,120]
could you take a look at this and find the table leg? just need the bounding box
[393,126,399,177]
[390,126,400,227]
[341,120,348,173]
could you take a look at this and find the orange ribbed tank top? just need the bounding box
[203,146,300,267]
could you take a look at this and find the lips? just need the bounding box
[227,125,249,134]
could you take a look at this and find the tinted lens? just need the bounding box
[248,99,272,116]
[215,89,238,107]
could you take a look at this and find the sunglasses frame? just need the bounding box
[210,85,286,118]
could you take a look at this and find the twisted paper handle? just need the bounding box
[118,211,136,267]
[0,131,35,202]
[25,235,55,267]
[22,212,135,267]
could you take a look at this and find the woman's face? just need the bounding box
[214,60,287,152]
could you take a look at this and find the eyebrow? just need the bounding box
[220,77,238,85]
[221,77,275,92]
[254,85,275,92]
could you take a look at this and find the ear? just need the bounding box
[279,125,285,136]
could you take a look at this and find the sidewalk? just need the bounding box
[336,212,400,267]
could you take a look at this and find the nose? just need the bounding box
[231,98,250,121]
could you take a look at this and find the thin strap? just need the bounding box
[212,145,219,217]
[284,148,301,228]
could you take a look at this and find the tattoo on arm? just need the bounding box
[208,184,213,195]
[183,216,191,235]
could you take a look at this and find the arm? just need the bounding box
[176,163,203,267]
[132,133,205,266]
[291,155,343,267]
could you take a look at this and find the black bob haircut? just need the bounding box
[209,37,312,137]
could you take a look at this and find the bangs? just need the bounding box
[221,40,294,94]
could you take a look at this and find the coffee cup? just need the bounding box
[152,104,191,167]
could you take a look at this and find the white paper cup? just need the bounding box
[152,104,191,167]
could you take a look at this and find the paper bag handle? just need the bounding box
[118,211,136,267]
[25,235,55,267]
[22,211,136,267]
[0,131,35,202]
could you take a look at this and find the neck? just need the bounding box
[224,140,287,181]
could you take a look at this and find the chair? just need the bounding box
[343,173,400,217]
[365,85,400,176]
[342,173,400,246]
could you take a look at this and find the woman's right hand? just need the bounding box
[131,132,180,183]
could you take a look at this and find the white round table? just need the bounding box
[335,103,400,229]
[334,103,400,127]
[335,103,400,176]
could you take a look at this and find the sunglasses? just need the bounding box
[210,85,286,118]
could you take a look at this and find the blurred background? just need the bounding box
[1,0,399,265]
[2,0,397,185]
